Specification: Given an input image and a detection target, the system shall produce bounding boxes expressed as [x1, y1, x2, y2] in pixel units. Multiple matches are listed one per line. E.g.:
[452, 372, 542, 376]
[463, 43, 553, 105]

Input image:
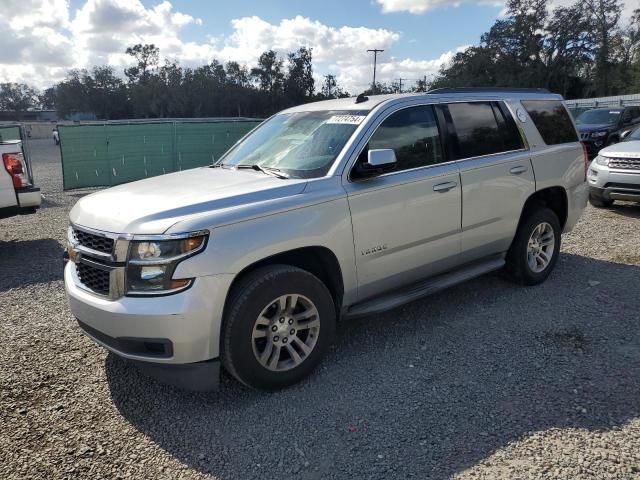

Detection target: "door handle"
[510, 165, 528, 175]
[433, 181, 458, 192]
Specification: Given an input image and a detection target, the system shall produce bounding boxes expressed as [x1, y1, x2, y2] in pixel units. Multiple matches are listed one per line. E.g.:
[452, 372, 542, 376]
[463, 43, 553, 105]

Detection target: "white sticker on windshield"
[326, 115, 366, 125]
[610, 111, 621, 114]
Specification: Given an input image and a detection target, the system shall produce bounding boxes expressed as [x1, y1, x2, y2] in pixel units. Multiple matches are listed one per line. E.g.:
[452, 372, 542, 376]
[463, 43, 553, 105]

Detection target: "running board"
[346, 256, 505, 319]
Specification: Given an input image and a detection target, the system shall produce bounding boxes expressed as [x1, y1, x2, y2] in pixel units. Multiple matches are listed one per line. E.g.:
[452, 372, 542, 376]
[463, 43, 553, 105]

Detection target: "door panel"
[346, 165, 462, 301]
[459, 152, 535, 262]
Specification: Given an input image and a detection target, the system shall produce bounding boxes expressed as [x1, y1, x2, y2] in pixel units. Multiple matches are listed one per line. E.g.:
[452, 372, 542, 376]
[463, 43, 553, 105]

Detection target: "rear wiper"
[236, 164, 290, 179]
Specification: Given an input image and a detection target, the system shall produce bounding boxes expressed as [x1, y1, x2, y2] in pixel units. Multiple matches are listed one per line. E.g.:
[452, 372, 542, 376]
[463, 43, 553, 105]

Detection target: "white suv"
[65, 89, 588, 391]
[588, 140, 640, 207]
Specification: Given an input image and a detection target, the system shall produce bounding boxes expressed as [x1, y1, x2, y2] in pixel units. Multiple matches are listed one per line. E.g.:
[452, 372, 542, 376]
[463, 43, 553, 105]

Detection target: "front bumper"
[65, 262, 233, 386]
[587, 164, 640, 202]
[589, 184, 640, 203]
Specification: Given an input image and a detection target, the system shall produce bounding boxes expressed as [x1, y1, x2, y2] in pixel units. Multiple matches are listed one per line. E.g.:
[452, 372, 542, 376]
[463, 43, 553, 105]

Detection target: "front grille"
[72, 228, 114, 255]
[604, 182, 640, 190]
[76, 262, 110, 295]
[609, 158, 640, 170]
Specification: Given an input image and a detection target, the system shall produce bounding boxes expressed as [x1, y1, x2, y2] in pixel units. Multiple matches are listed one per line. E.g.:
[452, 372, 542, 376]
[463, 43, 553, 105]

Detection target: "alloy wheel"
[251, 294, 320, 372]
[527, 222, 555, 273]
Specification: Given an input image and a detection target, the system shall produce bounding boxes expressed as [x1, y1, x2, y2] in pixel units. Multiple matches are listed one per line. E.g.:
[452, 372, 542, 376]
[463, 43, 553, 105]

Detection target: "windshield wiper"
[236, 164, 290, 179]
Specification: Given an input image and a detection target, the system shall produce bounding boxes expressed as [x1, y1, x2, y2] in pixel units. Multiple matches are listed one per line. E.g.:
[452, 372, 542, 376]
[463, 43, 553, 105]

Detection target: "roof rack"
[426, 87, 551, 94]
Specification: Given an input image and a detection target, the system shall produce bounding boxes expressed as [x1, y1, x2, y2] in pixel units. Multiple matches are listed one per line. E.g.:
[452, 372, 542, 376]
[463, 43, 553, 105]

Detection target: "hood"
[599, 140, 640, 159]
[70, 167, 307, 234]
[577, 123, 614, 133]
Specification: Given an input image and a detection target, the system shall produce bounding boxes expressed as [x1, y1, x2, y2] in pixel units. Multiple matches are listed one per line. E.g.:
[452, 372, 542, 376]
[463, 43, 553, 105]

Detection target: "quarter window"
[521, 100, 578, 145]
[446, 102, 524, 159]
[353, 105, 443, 177]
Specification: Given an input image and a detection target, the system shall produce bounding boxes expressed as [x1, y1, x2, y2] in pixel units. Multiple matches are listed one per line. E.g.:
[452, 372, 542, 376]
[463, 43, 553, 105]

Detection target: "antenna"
[367, 49, 384, 93]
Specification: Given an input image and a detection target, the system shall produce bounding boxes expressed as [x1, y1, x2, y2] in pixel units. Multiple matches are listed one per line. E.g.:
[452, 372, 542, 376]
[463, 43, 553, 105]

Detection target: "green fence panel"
[175, 121, 259, 171]
[59, 124, 108, 189]
[59, 119, 261, 190]
[106, 123, 174, 185]
[0, 126, 21, 142]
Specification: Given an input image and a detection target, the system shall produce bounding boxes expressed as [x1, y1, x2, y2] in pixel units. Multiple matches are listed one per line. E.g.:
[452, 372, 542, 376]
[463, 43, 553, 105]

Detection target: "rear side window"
[521, 100, 578, 145]
[445, 102, 524, 159]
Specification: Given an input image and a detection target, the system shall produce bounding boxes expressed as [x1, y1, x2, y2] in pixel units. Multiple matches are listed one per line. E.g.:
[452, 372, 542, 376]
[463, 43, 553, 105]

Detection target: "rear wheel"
[221, 265, 336, 390]
[505, 208, 561, 285]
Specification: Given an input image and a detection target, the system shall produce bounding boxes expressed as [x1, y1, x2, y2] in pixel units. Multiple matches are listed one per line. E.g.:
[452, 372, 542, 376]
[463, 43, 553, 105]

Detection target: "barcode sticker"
[326, 115, 367, 125]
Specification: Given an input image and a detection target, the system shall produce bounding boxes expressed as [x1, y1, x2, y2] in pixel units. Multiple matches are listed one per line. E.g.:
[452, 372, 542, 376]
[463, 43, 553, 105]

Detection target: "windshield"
[217, 110, 368, 178]
[576, 109, 622, 126]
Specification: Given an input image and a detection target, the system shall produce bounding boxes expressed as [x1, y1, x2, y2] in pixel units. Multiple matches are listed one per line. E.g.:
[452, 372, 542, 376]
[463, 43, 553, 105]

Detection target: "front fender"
[172, 197, 357, 306]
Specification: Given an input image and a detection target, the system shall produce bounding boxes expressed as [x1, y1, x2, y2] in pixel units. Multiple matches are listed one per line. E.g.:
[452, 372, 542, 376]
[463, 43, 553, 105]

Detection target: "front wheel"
[221, 265, 336, 390]
[505, 208, 561, 285]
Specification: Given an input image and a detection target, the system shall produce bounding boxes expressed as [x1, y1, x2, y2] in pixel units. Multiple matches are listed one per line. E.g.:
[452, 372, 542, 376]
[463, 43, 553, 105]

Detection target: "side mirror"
[621, 129, 631, 139]
[368, 148, 396, 168]
[355, 149, 397, 178]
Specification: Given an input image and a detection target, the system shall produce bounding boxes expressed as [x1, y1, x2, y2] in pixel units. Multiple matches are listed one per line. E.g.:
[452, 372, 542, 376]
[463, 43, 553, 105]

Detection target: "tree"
[285, 47, 315, 104]
[86, 66, 129, 119]
[321, 74, 337, 98]
[0, 83, 38, 114]
[251, 50, 284, 94]
[124, 44, 160, 83]
[39, 87, 57, 110]
[226, 61, 249, 87]
[432, 0, 638, 99]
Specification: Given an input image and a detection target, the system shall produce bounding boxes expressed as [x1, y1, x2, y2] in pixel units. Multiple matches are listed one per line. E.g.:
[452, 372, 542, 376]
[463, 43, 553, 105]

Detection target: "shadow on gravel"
[607, 202, 640, 219]
[0, 239, 62, 292]
[106, 253, 640, 480]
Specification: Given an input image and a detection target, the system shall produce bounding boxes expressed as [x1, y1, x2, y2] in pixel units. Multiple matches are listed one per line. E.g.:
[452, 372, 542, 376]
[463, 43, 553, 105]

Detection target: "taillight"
[581, 143, 589, 181]
[2, 152, 30, 188]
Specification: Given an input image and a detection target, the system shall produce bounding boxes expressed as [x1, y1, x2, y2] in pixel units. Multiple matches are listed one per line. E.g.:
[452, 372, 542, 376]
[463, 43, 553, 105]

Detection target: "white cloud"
[377, 0, 503, 14]
[209, 15, 411, 92]
[0, 1, 461, 94]
[378, 0, 636, 21]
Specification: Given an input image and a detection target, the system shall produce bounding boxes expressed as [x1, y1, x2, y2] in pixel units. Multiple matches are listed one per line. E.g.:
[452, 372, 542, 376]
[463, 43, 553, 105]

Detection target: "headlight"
[126, 232, 208, 295]
[595, 155, 610, 166]
[591, 131, 607, 138]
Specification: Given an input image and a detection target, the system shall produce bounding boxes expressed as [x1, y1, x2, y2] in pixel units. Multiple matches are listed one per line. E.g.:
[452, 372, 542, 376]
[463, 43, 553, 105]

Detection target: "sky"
[1, 0, 637, 94]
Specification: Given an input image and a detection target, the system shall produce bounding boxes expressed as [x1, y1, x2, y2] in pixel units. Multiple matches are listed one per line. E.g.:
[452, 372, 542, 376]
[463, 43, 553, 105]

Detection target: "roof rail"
[426, 87, 551, 95]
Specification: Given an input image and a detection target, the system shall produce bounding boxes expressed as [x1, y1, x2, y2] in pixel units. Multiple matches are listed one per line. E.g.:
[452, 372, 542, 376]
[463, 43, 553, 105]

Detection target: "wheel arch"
[519, 186, 568, 231]
[223, 246, 345, 323]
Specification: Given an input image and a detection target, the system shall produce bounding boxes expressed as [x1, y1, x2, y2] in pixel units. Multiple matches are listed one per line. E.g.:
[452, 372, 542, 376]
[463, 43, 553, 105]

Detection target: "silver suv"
[64, 89, 588, 390]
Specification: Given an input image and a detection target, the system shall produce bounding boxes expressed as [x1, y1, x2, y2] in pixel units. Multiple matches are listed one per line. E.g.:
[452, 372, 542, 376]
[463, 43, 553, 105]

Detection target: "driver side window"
[353, 105, 443, 177]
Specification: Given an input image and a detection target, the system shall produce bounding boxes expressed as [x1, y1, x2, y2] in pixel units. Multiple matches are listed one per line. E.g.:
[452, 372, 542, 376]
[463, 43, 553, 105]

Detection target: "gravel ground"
[1, 139, 639, 480]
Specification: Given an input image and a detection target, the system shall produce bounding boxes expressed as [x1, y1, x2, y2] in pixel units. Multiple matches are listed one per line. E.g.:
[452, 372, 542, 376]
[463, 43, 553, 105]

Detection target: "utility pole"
[396, 78, 408, 93]
[367, 49, 384, 93]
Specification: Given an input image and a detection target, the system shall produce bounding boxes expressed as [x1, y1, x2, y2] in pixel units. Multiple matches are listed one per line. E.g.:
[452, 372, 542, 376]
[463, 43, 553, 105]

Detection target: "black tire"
[221, 265, 336, 390]
[505, 207, 561, 286]
[589, 193, 614, 208]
